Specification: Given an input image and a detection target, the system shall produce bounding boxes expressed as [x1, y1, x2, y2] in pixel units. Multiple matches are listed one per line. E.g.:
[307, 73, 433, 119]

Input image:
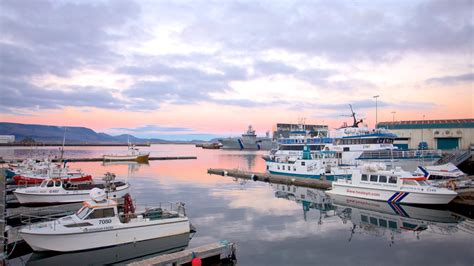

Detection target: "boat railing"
[357, 150, 443, 160]
[20, 210, 77, 230]
[135, 201, 187, 216]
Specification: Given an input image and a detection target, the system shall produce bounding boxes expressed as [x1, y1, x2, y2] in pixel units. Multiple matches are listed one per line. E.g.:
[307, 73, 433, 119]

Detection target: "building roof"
[377, 119, 474, 129]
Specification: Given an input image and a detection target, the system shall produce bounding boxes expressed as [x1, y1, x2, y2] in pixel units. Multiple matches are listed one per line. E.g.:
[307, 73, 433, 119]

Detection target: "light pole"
[373, 95, 380, 127]
[421, 114, 425, 150]
[391, 111, 396, 122]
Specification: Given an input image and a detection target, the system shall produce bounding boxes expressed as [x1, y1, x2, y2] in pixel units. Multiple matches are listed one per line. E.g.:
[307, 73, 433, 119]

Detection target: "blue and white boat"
[267, 106, 442, 170]
[264, 145, 353, 180]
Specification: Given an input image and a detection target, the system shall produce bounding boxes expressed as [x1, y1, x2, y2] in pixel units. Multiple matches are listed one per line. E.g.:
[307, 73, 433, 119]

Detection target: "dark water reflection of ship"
[331, 194, 464, 245]
[25, 233, 191, 266]
[219, 153, 258, 171]
[272, 184, 336, 223]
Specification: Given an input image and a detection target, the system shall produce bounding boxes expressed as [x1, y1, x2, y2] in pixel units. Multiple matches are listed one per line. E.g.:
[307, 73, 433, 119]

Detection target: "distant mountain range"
[0, 122, 203, 144]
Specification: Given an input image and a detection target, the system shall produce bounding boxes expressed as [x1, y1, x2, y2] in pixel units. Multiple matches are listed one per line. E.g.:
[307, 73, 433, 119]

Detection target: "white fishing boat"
[8, 158, 92, 185]
[416, 163, 472, 188]
[20, 190, 191, 252]
[13, 173, 129, 205]
[103, 144, 150, 162]
[326, 163, 457, 205]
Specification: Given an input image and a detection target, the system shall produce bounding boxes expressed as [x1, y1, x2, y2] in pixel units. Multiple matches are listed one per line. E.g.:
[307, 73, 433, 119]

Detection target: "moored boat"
[264, 147, 353, 181]
[326, 163, 457, 205]
[20, 191, 191, 252]
[13, 174, 129, 205]
[103, 145, 150, 162]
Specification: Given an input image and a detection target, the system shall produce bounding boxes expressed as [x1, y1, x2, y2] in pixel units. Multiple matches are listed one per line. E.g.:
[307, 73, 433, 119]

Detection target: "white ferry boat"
[326, 163, 457, 205]
[269, 106, 442, 168]
[13, 177, 130, 205]
[264, 147, 353, 181]
[20, 190, 191, 252]
[218, 125, 273, 150]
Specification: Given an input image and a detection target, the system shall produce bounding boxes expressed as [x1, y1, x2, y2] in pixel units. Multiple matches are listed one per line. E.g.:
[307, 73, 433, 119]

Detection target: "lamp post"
[421, 114, 425, 150]
[391, 111, 396, 122]
[373, 95, 380, 127]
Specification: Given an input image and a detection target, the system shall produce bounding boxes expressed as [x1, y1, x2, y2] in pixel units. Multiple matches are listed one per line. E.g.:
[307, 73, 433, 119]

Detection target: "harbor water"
[3, 144, 474, 265]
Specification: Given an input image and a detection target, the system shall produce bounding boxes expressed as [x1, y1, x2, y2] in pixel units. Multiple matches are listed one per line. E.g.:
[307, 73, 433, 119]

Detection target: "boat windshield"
[76, 206, 93, 220]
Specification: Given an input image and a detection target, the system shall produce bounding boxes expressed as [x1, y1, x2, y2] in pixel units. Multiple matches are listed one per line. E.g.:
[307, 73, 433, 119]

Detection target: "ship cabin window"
[370, 217, 378, 225]
[293, 167, 296, 171]
[417, 180, 429, 186]
[378, 176, 387, 183]
[388, 221, 397, 229]
[266, 165, 269, 170]
[54, 180, 61, 187]
[388, 176, 397, 184]
[86, 208, 115, 220]
[277, 165, 280, 170]
[301, 162, 306, 166]
[343, 147, 350, 152]
[46, 180, 55, 187]
[370, 175, 378, 182]
[429, 175, 447, 180]
[402, 180, 418, 186]
[361, 215, 368, 223]
[379, 219, 388, 228]
[76, 206, 92, 220]
[282, 166, 285, 170]
[361, 174, 368, 181]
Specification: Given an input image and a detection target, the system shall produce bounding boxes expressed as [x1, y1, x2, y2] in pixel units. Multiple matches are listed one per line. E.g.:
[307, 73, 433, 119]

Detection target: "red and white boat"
[12, 160, 92, 185]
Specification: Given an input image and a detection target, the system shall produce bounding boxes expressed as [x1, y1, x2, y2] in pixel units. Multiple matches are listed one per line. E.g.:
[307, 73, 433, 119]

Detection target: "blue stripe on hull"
[388, 192, 400, 202]
[268, 171, 351, 181]
[397, 192, 409, 203]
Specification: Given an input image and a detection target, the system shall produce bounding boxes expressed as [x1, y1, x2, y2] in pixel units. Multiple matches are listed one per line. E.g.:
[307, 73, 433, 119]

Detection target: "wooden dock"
[1, 169, 6, 261]
[207, 168, 332, 190]
[0, 156, 197, 164]
[127, 241, 236, 266]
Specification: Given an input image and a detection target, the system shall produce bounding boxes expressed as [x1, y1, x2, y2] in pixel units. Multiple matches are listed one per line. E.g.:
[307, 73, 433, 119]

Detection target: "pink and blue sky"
[0, 0, 472, 140]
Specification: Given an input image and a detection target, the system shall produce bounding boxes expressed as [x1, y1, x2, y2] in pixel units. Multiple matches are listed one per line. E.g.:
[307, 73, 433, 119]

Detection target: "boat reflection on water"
[272, 184, 336, 223]
[102, 161, 149, 174]
[330, 194, 461, 245]
[26, 232, 192, 266]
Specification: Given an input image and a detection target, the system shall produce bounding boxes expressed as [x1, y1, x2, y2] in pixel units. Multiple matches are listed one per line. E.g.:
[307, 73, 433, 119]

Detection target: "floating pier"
[0, 156, 197, 164]
[207, 168, 332, 190]
[127, 241, 236, 266]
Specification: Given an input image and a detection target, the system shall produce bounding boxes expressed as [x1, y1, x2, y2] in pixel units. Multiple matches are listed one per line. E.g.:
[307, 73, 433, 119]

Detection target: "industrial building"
[273, 123, 328, 140]
[377, 119, 474, 150]
[0, 135, 15, 144]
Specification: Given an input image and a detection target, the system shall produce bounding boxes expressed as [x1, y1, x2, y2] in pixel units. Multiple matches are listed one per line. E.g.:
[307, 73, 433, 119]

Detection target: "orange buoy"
[191, 252, 202, 266]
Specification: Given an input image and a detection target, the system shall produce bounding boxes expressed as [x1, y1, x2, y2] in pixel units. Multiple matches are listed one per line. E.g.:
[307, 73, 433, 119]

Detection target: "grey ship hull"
[219, 138, 273, 150]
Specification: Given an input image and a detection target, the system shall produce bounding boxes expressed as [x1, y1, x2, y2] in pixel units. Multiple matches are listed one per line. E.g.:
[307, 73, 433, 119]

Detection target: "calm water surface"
[3, 144, 474, 265]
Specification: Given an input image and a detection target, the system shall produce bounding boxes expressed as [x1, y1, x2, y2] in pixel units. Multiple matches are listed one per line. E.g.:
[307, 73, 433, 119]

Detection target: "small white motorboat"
[103, 145, 149, 162]
[13, 173, 129, 205]
[20, 190, 191, 252]
[326, 163, 457, 205]
[416, 163, 472, 189]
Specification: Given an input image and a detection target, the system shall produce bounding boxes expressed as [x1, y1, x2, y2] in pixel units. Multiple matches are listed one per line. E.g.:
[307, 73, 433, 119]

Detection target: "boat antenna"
[60, 127, 67, 163]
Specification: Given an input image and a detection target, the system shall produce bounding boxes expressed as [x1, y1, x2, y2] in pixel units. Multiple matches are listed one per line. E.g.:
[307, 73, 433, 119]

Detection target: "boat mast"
[60, 127, 66, 163]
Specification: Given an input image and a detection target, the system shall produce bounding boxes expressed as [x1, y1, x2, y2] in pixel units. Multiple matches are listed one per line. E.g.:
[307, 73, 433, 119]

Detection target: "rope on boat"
[4, 227, 21, 259]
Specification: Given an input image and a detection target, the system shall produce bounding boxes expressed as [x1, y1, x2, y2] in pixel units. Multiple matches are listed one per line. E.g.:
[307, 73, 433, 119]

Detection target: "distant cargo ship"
[219, 125, 273, 150]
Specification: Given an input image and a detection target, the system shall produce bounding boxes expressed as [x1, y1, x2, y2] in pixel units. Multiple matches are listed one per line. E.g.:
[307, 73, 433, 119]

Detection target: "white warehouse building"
[377, 119, 474, 150]
[0, 135, 15, 144]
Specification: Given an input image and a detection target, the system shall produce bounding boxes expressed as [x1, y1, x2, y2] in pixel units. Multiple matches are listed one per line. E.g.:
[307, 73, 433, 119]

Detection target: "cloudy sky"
[0, 0, 472, 140]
